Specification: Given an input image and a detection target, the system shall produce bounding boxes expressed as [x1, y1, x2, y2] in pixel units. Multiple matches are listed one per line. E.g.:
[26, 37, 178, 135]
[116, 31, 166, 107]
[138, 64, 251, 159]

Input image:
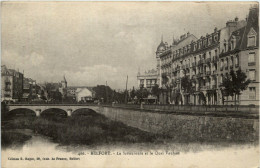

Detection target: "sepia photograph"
[1, 1, 259, 168]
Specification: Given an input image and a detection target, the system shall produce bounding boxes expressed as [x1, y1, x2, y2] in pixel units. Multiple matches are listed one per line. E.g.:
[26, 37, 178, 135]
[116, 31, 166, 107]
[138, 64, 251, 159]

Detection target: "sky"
[1, 2, 254, 90]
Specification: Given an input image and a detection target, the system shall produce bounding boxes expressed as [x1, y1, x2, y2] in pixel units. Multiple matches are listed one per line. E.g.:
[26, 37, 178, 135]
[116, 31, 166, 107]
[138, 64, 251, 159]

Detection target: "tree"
[181, 76, 195, 104]
[222, 69, 250, 105]
[93, 85, 113, 103]
[181, 76, 194, 94]
[136, 88, 149, 102]
[130, 87, 136, 100]
[151, 84, 160, 100]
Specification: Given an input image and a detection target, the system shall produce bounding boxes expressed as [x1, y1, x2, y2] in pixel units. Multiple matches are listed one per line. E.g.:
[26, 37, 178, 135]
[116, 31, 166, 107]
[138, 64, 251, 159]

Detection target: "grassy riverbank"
[2, 131, 32, 148]
[2, 111, 162, 146]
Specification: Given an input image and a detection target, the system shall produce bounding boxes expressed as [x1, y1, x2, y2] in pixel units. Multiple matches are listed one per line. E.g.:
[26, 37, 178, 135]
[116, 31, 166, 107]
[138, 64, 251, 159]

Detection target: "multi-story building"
[156, 33, 197, 104]
[22, 78, 38, 101]
[156, 6, 257, 105]
[219, 6, 259, 105]
[1, 65, 24, 102]
[137, 69, 158, 90]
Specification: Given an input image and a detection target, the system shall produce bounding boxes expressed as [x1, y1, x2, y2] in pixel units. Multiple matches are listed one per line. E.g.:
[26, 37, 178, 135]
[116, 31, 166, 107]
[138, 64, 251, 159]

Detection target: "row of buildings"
[1, 65, 95, 103]
[137, 5, 259, 105]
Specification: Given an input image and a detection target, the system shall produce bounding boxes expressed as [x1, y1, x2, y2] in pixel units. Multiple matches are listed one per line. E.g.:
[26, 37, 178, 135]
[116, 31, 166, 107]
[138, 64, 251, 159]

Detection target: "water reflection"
[2, 129, 259, 168]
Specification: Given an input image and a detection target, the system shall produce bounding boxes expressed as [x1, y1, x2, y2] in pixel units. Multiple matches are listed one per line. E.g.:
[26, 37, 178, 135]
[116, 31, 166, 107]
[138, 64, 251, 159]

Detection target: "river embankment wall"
[98, 106, 259, 141]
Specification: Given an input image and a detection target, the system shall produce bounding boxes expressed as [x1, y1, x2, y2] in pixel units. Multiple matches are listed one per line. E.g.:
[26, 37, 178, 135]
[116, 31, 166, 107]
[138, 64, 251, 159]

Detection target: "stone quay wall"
[98, 106, 259, 142]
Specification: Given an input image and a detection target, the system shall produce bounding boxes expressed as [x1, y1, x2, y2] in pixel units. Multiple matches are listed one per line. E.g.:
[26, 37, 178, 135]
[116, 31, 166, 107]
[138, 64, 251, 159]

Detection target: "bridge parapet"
[7, 104, 100, 117]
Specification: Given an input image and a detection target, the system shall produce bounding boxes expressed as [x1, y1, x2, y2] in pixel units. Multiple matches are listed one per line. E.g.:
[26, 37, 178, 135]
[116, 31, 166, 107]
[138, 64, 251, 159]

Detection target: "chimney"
[234, 17, 239, 22]
[214, 27, 218, 32]
[226, 20, 237, 28]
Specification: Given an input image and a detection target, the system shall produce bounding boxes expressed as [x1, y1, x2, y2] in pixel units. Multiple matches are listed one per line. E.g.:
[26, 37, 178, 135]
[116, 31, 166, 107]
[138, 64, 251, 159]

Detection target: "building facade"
[22, 78, 38, 101]
[67, 86, 95, 102]
[1, 65, 24, 102]
[137, 69, 158, 90]
[155, 6, 258, 105]
[219, 6, 259, 105]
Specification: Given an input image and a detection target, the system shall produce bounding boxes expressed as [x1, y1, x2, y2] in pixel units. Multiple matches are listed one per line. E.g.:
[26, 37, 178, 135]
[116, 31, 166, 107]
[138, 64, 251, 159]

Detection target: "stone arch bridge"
[7, 104, 100, 117]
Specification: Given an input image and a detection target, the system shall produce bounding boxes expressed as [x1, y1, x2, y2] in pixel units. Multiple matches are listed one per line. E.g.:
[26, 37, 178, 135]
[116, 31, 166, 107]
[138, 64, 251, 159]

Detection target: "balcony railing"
[248, 62, 256, 66]
[5, 88, 11, 91]
[198, 60, 202, 65]
[249, 95, 256, 99]
[206, 58, 211, 64]
[201, 86, 207, 90]
[212, 56, 218, 63]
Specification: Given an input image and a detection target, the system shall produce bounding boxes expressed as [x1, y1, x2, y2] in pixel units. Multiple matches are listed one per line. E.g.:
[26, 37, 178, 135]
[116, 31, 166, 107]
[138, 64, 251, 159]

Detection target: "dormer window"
[224, 40, 227, 52]
[203, 39, 207, 47]
[198, 42, 201, 49]
[247, 28, 257, 47]
[214, 35, 218, 42]
[248, 36, 256, 47]
[194, 43, 197, 51]
[208, 37, 212, 45]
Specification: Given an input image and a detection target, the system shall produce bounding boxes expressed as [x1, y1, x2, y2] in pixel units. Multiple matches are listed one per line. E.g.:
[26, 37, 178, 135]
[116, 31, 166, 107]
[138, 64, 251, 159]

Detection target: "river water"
[2, 129, 259, 168]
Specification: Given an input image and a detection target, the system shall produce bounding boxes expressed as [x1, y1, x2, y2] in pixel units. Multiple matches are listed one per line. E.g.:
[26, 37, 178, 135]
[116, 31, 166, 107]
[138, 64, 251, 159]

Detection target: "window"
[235, 55, 239, 66]
[248, 36, 256, 47]
[249, 87, 256, 99]
[208, 38, 212, 45]
[220, 59, 224, 70]
[249, 70, 256, 81]
[248, 53, 255, 65]
[247, 28, 257, 47]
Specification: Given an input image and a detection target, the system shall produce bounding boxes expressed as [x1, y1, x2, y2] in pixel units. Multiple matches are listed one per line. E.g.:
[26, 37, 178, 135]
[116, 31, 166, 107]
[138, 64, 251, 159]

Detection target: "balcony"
[248, 62, 256, 66]
[4, 94, 11, 97]
[5, 88, 11, 91]
[206, 58, 211, 64]
[192, 62, 196, 67]
[249, 95, 256, 99]
[198, 60, 205, 65]
[200, 86, 207, 90]
[212, 56, 218, 63]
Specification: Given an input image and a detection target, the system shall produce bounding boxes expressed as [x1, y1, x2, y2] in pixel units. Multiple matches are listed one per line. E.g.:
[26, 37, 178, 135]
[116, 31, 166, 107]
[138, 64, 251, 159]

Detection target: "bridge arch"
[8, 108, 37, 117]
[41, 108, 68, 118]
[72, 108, 99, 116]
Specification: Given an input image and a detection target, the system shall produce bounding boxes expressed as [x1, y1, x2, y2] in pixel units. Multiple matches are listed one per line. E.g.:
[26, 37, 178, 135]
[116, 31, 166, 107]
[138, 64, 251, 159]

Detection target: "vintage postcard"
[1, 1, 259, 168]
